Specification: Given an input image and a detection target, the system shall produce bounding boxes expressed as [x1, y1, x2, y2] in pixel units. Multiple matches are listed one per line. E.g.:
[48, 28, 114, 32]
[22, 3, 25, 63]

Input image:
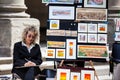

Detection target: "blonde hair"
[22, 26, 38, 44]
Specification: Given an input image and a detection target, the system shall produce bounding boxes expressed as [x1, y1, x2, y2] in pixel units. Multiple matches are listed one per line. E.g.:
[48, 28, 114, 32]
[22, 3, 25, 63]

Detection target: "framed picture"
[47, 29, 65, 36]
[114, 18, 120, 31]
[78, 23, 88, 32]
[71, 72, 81, 80]
[84, 0, 107, 8]
[49, 6, 75, 20]
[88, 23, 97, 33]
[76, 8, 107, 21]
[81, 70, 95, 80]
[50, 20, 60, 29]
[115, 32, 120, 41]
[47, 41, 65, 48]
[98, 34, 107, 44]
[46, 49, 55, 58]
[66, 39, 76, 59]
[88, 34, 97, 43]
[56, 49, 65, 59]
[78, 33, 87, 43]
[57, 68, 70, 80]
[98, 23, 107, 33]
[49, 0, 74, 4]
[77, 45, 109, 58]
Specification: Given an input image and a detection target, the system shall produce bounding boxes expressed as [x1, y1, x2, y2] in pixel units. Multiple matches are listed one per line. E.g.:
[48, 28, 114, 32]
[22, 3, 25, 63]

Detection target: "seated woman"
[12, 26, 43, 80]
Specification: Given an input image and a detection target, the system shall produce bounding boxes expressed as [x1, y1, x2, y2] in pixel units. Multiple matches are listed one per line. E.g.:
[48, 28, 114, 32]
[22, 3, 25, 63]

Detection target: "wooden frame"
[49, 6, 75, 20]
[84, 0, 107, 8]
[76, 8, 107, 21]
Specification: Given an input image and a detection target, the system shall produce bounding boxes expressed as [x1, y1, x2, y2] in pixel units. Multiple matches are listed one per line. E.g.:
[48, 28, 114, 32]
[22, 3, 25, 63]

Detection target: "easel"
[55, 60, 99, 80]
[89, 60, 99, 80]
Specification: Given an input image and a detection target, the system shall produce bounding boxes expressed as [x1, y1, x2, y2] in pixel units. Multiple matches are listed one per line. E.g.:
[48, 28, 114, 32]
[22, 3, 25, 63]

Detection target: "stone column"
[0, 0, 40, 57]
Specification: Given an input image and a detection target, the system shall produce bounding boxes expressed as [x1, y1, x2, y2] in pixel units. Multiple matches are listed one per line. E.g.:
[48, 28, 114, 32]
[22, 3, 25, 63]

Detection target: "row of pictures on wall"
[78, 23, 107, 33]
[46, 39, 109, 59]
[56, 67, 95, 80]
[43, 0, 107, 9]
[47, 32, 107, 44]
[49, 6, 107, 21]
[78, 33, 107, 44]
[48, 20, 107, 34]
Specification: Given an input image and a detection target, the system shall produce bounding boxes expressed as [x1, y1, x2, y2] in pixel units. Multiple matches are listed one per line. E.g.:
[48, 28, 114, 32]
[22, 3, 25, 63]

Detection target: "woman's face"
[25, 31, 35, 45]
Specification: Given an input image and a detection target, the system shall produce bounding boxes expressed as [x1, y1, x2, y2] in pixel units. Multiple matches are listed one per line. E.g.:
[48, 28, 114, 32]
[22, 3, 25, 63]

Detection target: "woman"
[12, 26, 42, 80]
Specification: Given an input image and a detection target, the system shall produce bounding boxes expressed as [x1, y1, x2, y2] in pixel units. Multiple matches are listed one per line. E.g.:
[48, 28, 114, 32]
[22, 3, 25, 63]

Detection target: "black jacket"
[12, 41, 43, 78]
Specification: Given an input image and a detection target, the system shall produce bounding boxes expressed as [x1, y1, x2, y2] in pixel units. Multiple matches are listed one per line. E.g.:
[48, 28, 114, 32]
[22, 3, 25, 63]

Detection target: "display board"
[43, 0, 109, 62]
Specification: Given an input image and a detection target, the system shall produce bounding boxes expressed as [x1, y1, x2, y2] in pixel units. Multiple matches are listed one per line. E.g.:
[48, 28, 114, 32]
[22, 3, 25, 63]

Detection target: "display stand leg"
[54, 60, 64, 80]
[89, 60, 99, 80]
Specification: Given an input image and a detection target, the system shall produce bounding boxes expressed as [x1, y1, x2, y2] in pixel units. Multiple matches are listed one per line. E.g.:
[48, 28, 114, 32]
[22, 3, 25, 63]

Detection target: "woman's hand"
[24, 61, 36, 67]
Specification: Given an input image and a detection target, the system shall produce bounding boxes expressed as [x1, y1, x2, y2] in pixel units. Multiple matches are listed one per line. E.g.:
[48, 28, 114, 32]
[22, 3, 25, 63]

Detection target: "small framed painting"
[57, 68, 70, 80]
[42, 0, 49, 3]
[115, 32, 120, 41]
[81, 70, 95, 80]
[98, 23, 107, 33]
[56, 49, 65, 59]
[71, 72, 81, 80]
[76, 8, 107, 21]
[88, 23, 97, 33]
[47, 41, 65, 48]
[47, 29, 65, 36]
[88, 34, 97, 43]
[49, 6, 75, 20]
[84, 0, 107, 8]
[66, 39, 76, 59]
[115, 18, 120, 31]
[46, 49, 55, 58]
[50, 20, 60, 29]
[98, 34, 107, 44]
[78, 33, 87, 43]
[78, 23, 88, 32]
